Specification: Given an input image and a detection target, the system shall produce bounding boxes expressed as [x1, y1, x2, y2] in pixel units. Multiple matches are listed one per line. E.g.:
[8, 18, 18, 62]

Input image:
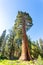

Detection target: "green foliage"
[28, 40, 41, 59]
[0, 30, 6, 58]
[0, 30, 6, 47]
[5, 30, 16, 59]
[13, 11, 33, 38]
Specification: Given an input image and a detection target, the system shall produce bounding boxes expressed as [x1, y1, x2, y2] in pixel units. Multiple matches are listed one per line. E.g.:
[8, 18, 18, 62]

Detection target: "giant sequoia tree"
[14, 11, 33, 60]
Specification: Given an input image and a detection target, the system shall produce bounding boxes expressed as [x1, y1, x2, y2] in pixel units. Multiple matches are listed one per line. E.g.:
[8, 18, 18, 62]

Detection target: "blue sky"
[0, 0, 43, 41]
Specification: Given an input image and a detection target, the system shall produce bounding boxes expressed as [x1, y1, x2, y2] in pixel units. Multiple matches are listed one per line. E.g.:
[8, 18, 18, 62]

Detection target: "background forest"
[0, 12, 43, 60]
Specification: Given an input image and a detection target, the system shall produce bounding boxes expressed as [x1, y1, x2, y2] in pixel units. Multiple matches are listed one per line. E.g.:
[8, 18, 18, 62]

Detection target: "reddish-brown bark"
[19, 19, 32, 60]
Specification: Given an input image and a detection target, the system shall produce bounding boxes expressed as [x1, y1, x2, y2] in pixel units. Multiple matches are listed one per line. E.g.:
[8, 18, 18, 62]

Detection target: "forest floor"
[0, 59, 43, 65]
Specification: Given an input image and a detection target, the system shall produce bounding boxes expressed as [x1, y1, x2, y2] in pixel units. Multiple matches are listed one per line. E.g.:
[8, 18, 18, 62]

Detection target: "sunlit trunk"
[19, 19, 32, 60]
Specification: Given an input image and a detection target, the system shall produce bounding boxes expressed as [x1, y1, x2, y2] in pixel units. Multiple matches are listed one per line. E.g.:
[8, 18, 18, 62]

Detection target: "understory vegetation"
[0, 56, 43, 65]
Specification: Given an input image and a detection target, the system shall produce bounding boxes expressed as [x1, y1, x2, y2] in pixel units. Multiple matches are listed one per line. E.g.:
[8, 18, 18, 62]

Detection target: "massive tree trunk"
[19, 19, 32, 61]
